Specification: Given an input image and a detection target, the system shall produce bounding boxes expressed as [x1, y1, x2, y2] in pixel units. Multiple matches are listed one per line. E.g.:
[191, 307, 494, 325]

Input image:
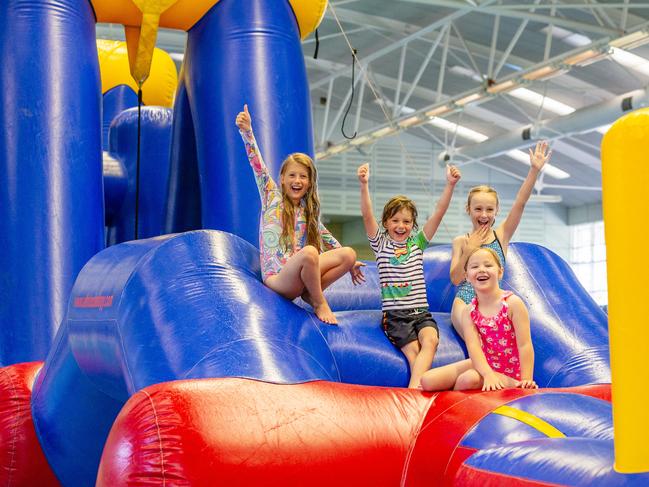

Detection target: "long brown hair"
[279, 153, 322, 253]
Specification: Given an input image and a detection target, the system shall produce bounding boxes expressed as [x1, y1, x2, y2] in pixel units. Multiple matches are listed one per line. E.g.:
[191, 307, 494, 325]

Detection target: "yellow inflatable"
[602, 107, 649, 473]
[97, 39, 177, 107]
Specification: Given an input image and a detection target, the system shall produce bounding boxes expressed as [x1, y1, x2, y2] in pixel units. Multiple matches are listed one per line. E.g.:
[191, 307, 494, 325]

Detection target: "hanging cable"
[134, 87, 143, 240]
[341, 48, 358, 139]
[313, 28, 320, 59]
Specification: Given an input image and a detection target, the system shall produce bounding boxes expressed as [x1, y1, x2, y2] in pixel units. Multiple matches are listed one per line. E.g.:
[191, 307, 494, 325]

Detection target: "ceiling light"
[425, 104, 453, 118]
[564, 49, 608, 67]
[398, 115, 423, 128]
[528, 194, 563, 203]
[315, 151, 327, 160]
[428, 118, 488, 142]
[350, 135, 372, 146]
[509, 88, 576, 115]
[610, 47, 649, 77]
[610, 30, 649, 50]
[449, 65, 483, 82]
[506, 149, 570, 179]
[523, 65, 567, 81]
[541, 25, 591, 47]
[372, 126, 398, 138]
[455, 92, 484, 106]
[487, 79, 517, 94]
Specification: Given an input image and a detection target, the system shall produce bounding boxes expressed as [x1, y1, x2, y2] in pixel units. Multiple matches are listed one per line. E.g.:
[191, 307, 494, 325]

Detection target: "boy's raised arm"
[422, 165, 461, 241]
[357, 163, 379, 238]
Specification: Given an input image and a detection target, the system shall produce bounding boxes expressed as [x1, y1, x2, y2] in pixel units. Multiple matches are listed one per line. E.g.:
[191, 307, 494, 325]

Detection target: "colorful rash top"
[470, 291, 521, 380]
[368, 229, 430, 311]
[240, 129, 341, 281]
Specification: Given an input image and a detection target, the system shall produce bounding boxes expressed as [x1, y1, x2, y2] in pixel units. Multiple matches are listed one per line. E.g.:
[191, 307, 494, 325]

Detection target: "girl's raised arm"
[497, 141, 552, 249]
[235, 104, 277, 203]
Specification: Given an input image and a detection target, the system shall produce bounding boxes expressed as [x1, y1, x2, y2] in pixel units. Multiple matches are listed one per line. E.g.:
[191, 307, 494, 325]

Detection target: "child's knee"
[301, 245, 319, 262]
[341, 246, 356, 266]
[419, 332, 439, 351]
[455, 370, 481, 390]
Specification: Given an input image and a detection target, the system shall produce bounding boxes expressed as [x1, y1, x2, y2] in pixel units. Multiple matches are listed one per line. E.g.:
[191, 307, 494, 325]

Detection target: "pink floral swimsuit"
[240, 129, 341, 281]
[470, 291, 521, 380]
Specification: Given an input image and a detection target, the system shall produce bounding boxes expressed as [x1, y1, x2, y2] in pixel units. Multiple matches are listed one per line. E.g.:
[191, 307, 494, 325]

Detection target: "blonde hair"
[381, 196, 418, 229]
[466, 185, 499, 210]
[279, 153, 322, 253]
[464, 247, 503, 271]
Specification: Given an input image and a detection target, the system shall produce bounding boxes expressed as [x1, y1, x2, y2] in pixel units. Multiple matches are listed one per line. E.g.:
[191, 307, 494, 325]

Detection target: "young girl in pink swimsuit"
[420, 247, 537, 392]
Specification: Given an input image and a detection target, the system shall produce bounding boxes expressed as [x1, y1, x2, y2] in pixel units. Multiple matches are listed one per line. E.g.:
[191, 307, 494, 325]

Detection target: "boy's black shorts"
[382, 308, 439, 349]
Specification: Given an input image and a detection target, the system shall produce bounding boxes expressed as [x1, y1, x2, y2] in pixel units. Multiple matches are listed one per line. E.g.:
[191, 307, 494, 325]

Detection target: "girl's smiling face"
[384, 208, 414, 242]
[467, 192, 498, 230]
[466, 248, 503, 290]
[280, 161, 311, 204]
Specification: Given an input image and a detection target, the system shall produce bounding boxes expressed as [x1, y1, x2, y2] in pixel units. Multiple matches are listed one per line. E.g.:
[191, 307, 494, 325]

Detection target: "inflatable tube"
[106, 106, 174, 244]
[0, 0, 103, 365]
[97, 379, 643, 486]
[0, 362, 59, 486]
[185, 0, 314, 246]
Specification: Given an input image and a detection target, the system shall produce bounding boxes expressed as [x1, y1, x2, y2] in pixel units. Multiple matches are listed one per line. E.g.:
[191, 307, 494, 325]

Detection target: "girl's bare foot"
[314, 301, 338, 325]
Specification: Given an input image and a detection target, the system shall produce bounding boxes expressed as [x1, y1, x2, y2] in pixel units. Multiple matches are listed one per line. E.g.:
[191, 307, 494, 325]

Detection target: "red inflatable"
[0, 362, 59, 486]
[97, 377, 612, 486]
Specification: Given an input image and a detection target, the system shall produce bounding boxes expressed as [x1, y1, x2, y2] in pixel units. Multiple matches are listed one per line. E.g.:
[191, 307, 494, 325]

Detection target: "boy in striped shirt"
[357, 163, 461, 388]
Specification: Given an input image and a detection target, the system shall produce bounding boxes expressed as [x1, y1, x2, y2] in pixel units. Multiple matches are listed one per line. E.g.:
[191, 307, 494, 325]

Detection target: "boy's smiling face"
[384, 208, 414, 242]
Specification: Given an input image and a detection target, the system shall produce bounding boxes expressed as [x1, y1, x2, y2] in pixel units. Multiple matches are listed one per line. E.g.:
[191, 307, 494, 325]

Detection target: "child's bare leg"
[400, 340, 420, 389]
[451, 297, 467, 340]
[407, 328, 439, 389]
[301, 247, 355, 304]
[420, 359, 473, 391]
[454, 368, 482, 390]
[265, 246, 337, 324]
[319, 247, 357, 290]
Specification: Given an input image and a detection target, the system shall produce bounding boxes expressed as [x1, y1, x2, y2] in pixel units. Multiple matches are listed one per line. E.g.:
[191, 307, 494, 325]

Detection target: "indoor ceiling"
[98, 1, 649, 207]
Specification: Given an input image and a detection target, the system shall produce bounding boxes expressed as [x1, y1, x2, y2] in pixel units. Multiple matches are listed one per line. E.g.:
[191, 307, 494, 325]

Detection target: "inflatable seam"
[141, 389, 167, 485]
[0, 367, 19, 487]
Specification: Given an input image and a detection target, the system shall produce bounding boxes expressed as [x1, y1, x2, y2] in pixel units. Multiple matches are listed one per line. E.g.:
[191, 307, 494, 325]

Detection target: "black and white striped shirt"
[368, 229, 430, 311]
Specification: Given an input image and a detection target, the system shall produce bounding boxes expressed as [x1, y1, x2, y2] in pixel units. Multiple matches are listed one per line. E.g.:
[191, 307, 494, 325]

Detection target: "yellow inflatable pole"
[124, 0, 178, 86]
[601, 107, 649, 473]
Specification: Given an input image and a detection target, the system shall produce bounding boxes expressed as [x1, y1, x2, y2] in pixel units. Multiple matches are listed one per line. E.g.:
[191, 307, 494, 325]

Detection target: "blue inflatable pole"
[0, 0, 103, 365]
[184, 0, 315, 247]
[106, 106, 173, 245]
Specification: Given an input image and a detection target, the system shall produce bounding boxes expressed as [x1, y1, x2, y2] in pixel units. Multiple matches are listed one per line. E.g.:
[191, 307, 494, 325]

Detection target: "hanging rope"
[134, 87, 143, 240]
[313, 28, 320, 59]
[341, 48, 358, 139]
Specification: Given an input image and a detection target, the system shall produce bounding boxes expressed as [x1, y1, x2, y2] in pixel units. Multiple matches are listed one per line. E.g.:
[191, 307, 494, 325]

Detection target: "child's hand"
[236, 104, 252, 132]
[357, 163, 370, 184]
[482, 372, 504, 392]
[350, 261, 366, 285]
[517, 379, 538, 389]
[446, 164, 461, 185]
[466, 225, 490, 250]
[529, 140, 552, 172]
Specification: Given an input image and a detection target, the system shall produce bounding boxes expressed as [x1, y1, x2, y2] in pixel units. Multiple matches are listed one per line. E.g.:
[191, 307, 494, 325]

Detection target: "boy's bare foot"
[314, 301, 338, 325]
